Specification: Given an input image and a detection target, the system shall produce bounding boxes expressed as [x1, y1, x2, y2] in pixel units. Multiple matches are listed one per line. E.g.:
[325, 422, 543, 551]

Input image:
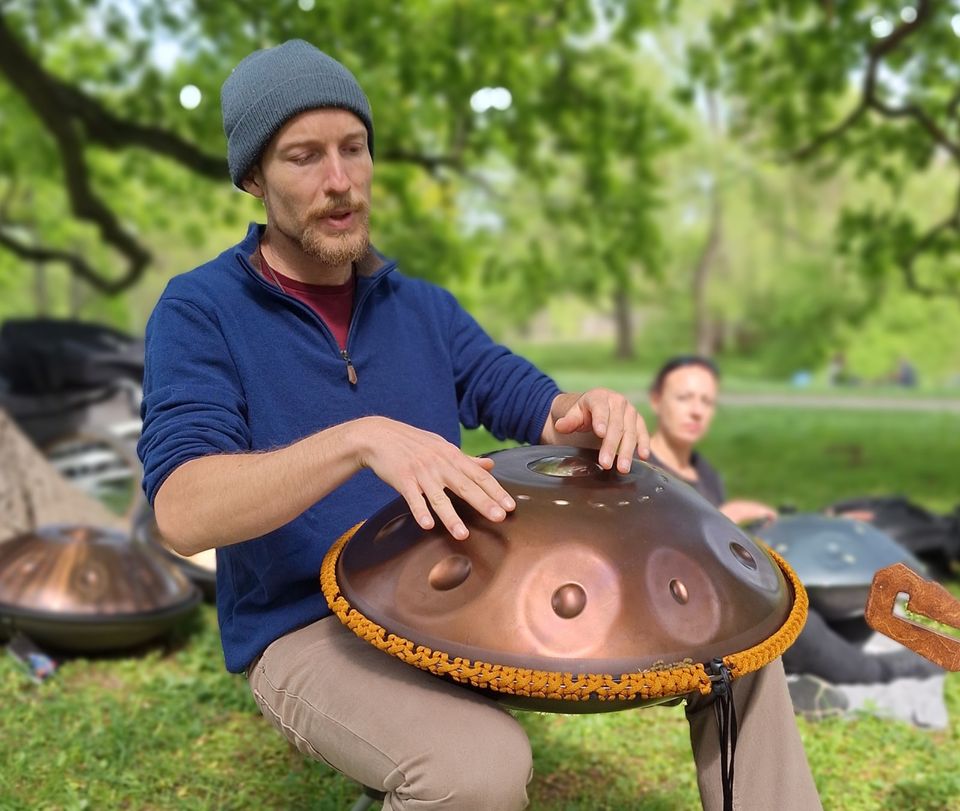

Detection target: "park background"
[1, 1, 959, 809]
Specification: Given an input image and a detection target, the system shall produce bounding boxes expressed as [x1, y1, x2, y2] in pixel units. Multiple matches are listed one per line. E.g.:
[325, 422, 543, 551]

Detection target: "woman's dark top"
[646, 450, 726, 507]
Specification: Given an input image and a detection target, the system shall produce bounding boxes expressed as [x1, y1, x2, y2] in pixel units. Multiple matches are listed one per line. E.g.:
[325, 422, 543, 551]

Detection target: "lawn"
[2, 400, 959, 810]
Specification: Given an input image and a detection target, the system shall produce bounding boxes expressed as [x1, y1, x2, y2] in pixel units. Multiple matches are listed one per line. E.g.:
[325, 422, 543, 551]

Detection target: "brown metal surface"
[337, 446, 792, 676]
[135, 509, 217, 599]
[865, 562, 960, 671]
[0, 525, 197, 617]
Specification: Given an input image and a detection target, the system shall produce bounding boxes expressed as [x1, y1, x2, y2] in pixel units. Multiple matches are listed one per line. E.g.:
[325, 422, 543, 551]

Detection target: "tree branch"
[0, 224, 134, 294]
[379, 148, 502, 197]
[947, 86, 960, 120]
[0, 15, 162, 291]
[0, 11, 507, 291]
[0, 15, 226, 178]
[792, 0, 935, 161]
[378, 149, 465, 174]
[786, 0, 960, 295]
[900, 186, 960, 298]
[791, 103, 867, 161]
[868, 97, 960, 161]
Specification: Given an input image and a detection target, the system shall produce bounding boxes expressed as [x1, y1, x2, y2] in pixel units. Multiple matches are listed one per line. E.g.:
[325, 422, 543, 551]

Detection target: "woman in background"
[647, 355, 776, 525]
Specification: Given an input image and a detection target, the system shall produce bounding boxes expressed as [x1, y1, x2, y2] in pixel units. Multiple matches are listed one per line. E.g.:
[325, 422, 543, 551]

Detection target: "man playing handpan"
[138, 39, 821, 810]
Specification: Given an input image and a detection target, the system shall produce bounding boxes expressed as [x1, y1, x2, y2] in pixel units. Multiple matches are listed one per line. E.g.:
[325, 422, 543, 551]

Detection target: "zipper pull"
[341, 349, 358, 385]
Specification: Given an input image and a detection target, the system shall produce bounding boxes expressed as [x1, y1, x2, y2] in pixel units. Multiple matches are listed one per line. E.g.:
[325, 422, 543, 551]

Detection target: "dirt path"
[717, 392, 960, 413]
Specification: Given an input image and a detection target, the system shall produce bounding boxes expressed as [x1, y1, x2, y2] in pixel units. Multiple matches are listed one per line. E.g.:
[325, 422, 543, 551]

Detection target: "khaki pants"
[249, 616, 821, 810]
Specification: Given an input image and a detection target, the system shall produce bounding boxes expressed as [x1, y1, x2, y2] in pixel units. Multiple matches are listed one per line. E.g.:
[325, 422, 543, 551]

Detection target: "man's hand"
[354, 417, 516, 540]
[541, 389, 650, 473]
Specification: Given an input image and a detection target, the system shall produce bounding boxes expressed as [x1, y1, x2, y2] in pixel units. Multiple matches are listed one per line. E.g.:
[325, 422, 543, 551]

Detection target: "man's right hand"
[352, 416, 516, 540]
[154, 414, 516, 556]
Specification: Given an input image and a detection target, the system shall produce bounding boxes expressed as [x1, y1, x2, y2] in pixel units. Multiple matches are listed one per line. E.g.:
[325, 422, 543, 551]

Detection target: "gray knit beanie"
[221, 39, 374, 189]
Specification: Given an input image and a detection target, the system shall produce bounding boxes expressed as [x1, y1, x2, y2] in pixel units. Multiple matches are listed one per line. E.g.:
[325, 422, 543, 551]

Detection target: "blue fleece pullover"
[138, 223, 561, 673]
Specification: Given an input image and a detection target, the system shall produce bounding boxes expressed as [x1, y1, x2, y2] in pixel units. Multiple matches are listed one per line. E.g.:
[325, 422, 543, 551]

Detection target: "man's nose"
[322, 154, 351, 195]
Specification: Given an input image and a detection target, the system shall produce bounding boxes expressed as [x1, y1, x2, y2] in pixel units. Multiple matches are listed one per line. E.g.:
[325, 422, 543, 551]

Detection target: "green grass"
[3, 599, 958, 811]
[511, 341, 960, 399]
[698, 407, 960, 514]
[3, 398, 960, 810]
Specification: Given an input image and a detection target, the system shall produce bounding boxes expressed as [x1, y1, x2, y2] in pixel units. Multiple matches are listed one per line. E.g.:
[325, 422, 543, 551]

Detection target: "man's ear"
[242, 165, 265, 198]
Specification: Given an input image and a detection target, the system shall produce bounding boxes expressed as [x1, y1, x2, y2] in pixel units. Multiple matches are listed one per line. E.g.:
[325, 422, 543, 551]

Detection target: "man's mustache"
[309, 195, 369, 219]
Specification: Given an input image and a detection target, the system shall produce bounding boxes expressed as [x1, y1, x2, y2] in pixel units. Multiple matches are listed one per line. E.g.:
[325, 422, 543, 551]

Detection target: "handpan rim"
[320, 522, 808, 705]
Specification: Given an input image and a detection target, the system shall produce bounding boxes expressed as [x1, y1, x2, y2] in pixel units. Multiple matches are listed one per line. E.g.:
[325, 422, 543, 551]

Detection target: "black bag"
[828, 495, 960, 571]
[0, 318, 143, 395]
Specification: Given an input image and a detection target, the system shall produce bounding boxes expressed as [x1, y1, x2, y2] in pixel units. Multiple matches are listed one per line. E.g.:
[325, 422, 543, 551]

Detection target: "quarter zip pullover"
[138, 223, 561, 672]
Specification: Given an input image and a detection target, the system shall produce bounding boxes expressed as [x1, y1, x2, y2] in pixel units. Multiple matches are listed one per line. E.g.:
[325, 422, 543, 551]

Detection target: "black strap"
[708, 658, 739, 811]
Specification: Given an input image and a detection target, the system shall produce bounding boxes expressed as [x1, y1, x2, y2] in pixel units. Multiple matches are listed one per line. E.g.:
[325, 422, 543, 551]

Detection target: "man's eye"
[291, 153, 315, 165]
[344, 144, 365, 155]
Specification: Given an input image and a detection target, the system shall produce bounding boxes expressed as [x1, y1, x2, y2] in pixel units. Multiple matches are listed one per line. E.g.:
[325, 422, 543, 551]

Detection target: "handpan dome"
[322, 447, 806, 712]
[0, 525, 201, 651]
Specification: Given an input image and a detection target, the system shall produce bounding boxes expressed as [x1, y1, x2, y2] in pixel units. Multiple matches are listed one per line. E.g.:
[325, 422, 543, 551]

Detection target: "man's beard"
[299, 195, 370, 268]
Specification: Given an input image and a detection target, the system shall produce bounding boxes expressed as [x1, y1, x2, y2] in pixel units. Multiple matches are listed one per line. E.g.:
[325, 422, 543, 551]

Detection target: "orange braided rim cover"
[320, 522, 808, 702]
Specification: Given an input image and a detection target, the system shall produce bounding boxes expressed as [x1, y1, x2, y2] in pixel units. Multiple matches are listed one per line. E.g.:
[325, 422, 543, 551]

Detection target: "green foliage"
[0, 0, 684, 343]
[842, 284, 960, 384]
[3, 0, 960, 377]
[691, 0, 960, 297]
[729, 256, 873, 376]
[485, 44, 683, 317]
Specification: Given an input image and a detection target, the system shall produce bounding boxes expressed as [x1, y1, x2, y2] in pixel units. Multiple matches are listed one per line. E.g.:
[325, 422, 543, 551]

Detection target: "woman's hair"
[650, 355, 721, 394]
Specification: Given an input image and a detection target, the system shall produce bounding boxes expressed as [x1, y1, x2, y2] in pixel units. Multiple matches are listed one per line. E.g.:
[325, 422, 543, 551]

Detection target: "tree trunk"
[692, 184, 723, 356]
[692, 91, 725, 357]
[612, 279, 633, 360]
[33, 259, 48, 316]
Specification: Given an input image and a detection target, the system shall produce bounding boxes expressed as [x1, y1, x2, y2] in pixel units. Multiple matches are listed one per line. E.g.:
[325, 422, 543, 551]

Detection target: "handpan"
[754, 513, 923, 621]
[322, 447, 807, 712]
[0, 525, 201, 652]
[135, 507, 217, 600]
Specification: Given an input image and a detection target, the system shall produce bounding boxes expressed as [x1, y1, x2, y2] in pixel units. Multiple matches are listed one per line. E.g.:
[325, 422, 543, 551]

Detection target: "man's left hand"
[541, 389, 650, 473]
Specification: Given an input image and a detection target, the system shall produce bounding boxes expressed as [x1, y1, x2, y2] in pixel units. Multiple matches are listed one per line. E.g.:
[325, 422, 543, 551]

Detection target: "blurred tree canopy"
[2, 0, 960, 380]
[689, 0, 960, 299]
[0, 0, 676, 353]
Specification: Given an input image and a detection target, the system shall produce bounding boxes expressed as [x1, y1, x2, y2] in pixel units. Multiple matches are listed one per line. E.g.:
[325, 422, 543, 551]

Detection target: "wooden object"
[865, 562, 960, 671]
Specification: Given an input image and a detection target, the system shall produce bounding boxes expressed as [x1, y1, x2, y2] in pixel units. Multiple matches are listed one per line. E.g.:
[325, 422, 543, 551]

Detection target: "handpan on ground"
[322, 446, 806, 712]
[135, 507, 217, 600]
[0, 525, 201, 651]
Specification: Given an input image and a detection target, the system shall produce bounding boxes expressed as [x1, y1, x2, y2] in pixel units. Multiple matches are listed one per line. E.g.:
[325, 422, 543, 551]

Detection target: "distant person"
[893, 356, 918, 388]
[827, 351, 846, 386]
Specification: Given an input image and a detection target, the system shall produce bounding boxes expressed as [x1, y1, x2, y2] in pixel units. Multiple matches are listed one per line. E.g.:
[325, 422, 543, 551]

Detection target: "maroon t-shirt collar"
[258, 244, 356, 350]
